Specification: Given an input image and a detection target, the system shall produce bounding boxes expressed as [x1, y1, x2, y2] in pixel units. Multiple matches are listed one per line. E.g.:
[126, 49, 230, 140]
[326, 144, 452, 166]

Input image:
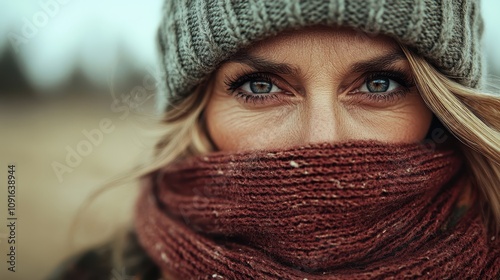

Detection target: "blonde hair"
[401, 46, 500, 234]
[68, 80, 217, 271]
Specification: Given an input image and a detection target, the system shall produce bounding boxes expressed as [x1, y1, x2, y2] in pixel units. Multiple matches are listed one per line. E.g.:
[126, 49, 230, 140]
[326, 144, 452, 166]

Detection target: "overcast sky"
[0, 0, 499, 92]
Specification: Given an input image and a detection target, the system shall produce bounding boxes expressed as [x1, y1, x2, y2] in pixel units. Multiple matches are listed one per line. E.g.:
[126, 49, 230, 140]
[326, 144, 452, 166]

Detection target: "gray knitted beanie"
[157, 0, 483, 109]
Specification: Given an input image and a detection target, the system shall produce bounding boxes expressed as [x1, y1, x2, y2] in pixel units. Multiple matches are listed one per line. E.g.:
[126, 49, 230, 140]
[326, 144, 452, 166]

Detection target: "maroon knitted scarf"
[135, 141, 500, 279]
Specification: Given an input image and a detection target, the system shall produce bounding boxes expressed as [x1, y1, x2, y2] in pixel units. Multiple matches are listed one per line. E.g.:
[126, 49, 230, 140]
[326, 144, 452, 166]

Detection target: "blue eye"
[241, 80, 282, 94]
[359, 77, 401, 93]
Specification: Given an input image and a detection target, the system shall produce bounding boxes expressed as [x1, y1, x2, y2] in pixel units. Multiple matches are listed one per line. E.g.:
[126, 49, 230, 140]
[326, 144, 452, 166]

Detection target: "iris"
[366, 78, 390, 92]
[249, 81, 273, 94]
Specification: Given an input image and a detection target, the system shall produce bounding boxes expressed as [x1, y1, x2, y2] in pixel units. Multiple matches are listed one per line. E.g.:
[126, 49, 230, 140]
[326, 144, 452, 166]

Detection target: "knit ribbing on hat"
[156, 0, 483, 110]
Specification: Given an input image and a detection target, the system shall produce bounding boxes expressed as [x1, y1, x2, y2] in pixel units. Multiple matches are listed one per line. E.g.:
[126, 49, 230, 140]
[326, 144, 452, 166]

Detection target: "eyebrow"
[226, 52, 301, 75]
[226, 51, 406, 76]
[349, 51, 406, 73]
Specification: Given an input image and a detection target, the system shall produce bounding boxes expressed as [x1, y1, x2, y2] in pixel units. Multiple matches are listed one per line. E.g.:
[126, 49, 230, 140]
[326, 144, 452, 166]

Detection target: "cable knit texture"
[135, 141, 500, 279]
[157, 0, 484, 109]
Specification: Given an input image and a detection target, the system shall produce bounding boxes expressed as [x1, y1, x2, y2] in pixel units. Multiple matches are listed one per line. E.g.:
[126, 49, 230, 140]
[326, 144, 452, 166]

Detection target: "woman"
[50, 0, 500, 279]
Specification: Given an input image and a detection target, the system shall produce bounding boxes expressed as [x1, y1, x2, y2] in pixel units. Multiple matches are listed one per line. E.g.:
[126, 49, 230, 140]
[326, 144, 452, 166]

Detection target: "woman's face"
[205, 27, 433, 151]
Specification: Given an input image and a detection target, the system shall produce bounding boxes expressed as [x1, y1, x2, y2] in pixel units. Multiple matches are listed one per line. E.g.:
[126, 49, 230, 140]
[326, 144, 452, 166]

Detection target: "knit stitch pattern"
[135, 141, 500, 279]
[157, 0, 483, 109]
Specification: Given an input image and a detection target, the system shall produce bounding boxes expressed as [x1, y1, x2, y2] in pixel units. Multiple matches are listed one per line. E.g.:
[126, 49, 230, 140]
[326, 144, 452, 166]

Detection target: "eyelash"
[223, 70, 414, 105]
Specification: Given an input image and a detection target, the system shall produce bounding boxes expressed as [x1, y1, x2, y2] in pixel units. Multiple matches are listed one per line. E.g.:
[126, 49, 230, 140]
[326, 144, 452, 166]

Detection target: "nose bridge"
[301, 91, 340, 144]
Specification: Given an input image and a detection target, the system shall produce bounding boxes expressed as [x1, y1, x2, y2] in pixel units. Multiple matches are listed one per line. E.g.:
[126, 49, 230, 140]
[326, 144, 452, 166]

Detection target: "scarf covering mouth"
[135, 141, 500, 279]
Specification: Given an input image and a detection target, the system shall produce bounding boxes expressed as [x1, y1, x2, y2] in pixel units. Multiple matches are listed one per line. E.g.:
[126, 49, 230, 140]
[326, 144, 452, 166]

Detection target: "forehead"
[239, 26, 400, 64]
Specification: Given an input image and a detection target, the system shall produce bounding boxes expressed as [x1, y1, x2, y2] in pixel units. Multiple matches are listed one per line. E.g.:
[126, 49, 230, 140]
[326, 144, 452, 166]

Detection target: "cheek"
[205, 94, 300, 151]
[346, 94, 433, 142]
[394, 95, 434, 141]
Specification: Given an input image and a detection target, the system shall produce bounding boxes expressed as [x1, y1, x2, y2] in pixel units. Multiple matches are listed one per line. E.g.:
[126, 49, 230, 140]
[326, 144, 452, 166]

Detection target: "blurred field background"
[0, 1, 499, 280]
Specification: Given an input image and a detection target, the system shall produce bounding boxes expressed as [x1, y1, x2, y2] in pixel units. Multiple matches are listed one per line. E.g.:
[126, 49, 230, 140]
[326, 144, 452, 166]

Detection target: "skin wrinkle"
[352, 108, 419, 140]
[208, 91, 299, 150]
[205, 27, 433, 151]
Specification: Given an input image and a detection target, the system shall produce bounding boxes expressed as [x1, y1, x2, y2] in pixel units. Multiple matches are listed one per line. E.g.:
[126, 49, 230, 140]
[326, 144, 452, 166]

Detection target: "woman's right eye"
[223, 72, 294, 105]
[240, 80, 283, 94]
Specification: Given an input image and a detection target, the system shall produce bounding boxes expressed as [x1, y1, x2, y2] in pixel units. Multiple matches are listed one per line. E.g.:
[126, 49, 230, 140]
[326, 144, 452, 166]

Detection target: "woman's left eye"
[348, 72, 413, 103]
[241, 80, 283, 94]
[358, 77, 401, 93]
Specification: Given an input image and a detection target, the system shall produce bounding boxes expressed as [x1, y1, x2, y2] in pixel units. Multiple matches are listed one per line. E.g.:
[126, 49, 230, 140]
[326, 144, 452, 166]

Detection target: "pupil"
[250, 81, 272, 94]
[367, 78, 389, 92]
